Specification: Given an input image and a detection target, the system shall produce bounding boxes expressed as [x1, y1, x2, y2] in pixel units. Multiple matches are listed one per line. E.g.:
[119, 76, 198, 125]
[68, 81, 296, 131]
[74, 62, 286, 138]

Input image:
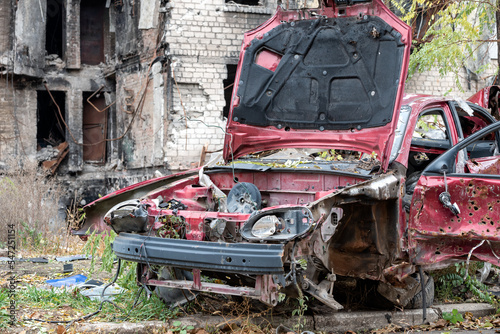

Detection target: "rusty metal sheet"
[41, 141, 69, 174]
[83, 96, 107, 163]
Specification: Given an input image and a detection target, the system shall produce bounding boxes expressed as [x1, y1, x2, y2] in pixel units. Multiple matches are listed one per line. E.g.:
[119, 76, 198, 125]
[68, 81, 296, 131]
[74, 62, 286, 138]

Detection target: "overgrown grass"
[0, 230, 181, 328]
[1, 283, 181, 327]
[0, 289, 10, 329]
[0, 158, 70, 254]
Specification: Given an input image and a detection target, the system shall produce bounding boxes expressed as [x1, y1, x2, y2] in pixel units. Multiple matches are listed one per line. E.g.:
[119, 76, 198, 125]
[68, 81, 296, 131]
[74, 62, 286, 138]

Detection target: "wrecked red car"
[76, 0, 500, 310]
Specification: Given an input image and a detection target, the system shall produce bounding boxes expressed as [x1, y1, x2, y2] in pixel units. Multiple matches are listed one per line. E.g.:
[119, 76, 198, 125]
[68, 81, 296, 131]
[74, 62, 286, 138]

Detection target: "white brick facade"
[405, 65, 497, 100]
[164, 0, 277, 170]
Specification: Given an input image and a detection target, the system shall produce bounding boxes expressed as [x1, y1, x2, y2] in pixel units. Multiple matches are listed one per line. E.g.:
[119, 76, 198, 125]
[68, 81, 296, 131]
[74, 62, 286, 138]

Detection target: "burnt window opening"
[223, 64, 237, 119]
[46, 0, 64, 57]
[225, 0, 261, 5]
[83, 93, 108, 164]
[80, 0, 105, 65]
[37, 91, 66, 149]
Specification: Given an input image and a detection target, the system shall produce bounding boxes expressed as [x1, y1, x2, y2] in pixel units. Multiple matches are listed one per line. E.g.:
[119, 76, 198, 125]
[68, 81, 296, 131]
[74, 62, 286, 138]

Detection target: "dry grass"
[0, 158, 82, 255]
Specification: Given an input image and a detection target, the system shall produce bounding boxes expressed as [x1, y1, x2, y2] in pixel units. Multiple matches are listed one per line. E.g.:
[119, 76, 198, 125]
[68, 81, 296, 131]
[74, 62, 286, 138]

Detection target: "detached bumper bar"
[113, 233, 285, 274]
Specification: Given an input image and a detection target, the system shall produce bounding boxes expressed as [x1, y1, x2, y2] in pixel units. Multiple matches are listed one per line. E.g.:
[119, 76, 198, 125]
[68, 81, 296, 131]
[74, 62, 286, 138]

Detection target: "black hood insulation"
[233, 15, 405, 131]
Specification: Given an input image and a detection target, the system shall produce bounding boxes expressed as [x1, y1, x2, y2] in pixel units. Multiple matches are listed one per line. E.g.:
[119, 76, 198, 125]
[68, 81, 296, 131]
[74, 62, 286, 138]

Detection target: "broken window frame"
[80, 0, 108, 65]
[45, 0, 65, 59]
[411, 108, 453, 153]
[36, 90, 66, 149]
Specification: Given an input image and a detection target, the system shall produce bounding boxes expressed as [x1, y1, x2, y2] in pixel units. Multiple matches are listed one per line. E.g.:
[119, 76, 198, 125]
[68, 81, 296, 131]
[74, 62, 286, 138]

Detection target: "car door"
[408, 121, 500, 268]
[449, 101, 497, 158]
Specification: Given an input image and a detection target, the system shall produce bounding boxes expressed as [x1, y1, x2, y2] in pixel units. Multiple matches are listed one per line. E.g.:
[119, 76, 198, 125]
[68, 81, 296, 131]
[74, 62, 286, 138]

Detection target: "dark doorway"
[83, 93, 107, 163]
[46, 0, 64, 57]
[223, 64, 237, 119]
[37, 91, 66, 148]
[80, 0, 105, 65]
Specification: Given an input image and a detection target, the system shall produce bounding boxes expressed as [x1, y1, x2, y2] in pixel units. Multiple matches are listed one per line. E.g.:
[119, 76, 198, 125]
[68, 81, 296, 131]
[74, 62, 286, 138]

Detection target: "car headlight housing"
[241, 207, 314, 242]
[251, 215, 279, 238]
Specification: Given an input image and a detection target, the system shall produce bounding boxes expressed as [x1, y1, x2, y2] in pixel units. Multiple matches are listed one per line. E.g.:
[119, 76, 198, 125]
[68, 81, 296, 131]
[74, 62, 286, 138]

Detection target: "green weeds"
[442, 309, 464, 324]
[434, 262, 496, 305]
[171, 320, 195, 334]
[292, 294, 308, 332]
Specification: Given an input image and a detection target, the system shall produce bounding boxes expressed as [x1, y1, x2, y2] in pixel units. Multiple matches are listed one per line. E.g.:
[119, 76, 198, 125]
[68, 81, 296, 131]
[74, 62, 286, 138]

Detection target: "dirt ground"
[2, 255, 500, 334]
[1, 258, 113, 284]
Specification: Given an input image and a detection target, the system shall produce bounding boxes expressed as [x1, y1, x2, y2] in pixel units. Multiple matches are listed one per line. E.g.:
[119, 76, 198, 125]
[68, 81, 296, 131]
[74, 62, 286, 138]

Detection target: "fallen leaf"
[56, 325, 66, 334]
[194, 330, 208, 334]
[430, 318, 448, 328]
[29, 311, 40, 319]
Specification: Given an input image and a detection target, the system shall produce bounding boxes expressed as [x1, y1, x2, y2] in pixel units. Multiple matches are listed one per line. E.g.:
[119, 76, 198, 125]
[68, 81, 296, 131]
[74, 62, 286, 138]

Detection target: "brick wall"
[0, 79, 16, 160]
[115, 57, 169, 170]
[0, 0, 12, 55]
[67, 89, 83, 172]
[164, 0, 277, 170]
[405, 65, 498, 100]
[0, 80, 36, 162]
[66, 0, 80, 69]
[14, 88, 36, 158]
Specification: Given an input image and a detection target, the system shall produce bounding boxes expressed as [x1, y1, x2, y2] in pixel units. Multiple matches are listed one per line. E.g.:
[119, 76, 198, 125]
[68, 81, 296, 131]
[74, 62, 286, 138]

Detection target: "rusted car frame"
[76, 0, 500, 311]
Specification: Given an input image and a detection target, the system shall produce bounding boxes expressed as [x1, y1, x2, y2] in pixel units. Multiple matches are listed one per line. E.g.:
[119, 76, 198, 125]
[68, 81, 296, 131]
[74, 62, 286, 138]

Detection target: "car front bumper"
[113, 233, 285, 275]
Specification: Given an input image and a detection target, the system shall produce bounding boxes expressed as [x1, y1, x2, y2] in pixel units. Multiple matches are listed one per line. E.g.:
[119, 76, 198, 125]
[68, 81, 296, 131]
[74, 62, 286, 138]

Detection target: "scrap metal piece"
[41, 142, 69, 175]
[377, 275, 420, 307]
[227, 182, 262, 214]
[113, 233, 285, 274]
[301, 278, 343, 311]
[55, 255, 91, 262]
[148, 273, 279, 306]
[199, 168, 228, 212]
[155, 267, 197, 307]
[103, 200, 148, 233]
[341, 174, 399, 200]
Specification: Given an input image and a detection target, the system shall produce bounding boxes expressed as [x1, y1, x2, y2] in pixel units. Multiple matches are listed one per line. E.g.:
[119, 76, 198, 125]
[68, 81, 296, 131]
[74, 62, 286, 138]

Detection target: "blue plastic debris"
[46, 274, 87, 288]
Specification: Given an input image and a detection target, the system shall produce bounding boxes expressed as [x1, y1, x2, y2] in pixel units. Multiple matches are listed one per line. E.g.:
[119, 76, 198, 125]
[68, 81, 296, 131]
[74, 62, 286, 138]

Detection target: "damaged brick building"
[0, 0, 277, 208]
[0, 0, 496, 216]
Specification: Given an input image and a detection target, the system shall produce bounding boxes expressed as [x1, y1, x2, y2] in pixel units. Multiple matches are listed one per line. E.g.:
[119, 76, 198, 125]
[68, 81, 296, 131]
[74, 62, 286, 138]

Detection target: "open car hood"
[224, 0, 411, 171]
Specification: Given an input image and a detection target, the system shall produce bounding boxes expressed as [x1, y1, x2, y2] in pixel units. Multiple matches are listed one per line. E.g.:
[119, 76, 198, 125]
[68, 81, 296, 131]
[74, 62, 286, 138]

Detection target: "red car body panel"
[410, 175, 500, 268]
[468, 85, 500, 109]
[223, 0, 412, 172]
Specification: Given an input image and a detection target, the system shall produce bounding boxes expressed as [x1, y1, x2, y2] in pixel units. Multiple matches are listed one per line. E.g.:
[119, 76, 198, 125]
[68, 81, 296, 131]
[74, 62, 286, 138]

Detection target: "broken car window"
[413, 112, 448, 141]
